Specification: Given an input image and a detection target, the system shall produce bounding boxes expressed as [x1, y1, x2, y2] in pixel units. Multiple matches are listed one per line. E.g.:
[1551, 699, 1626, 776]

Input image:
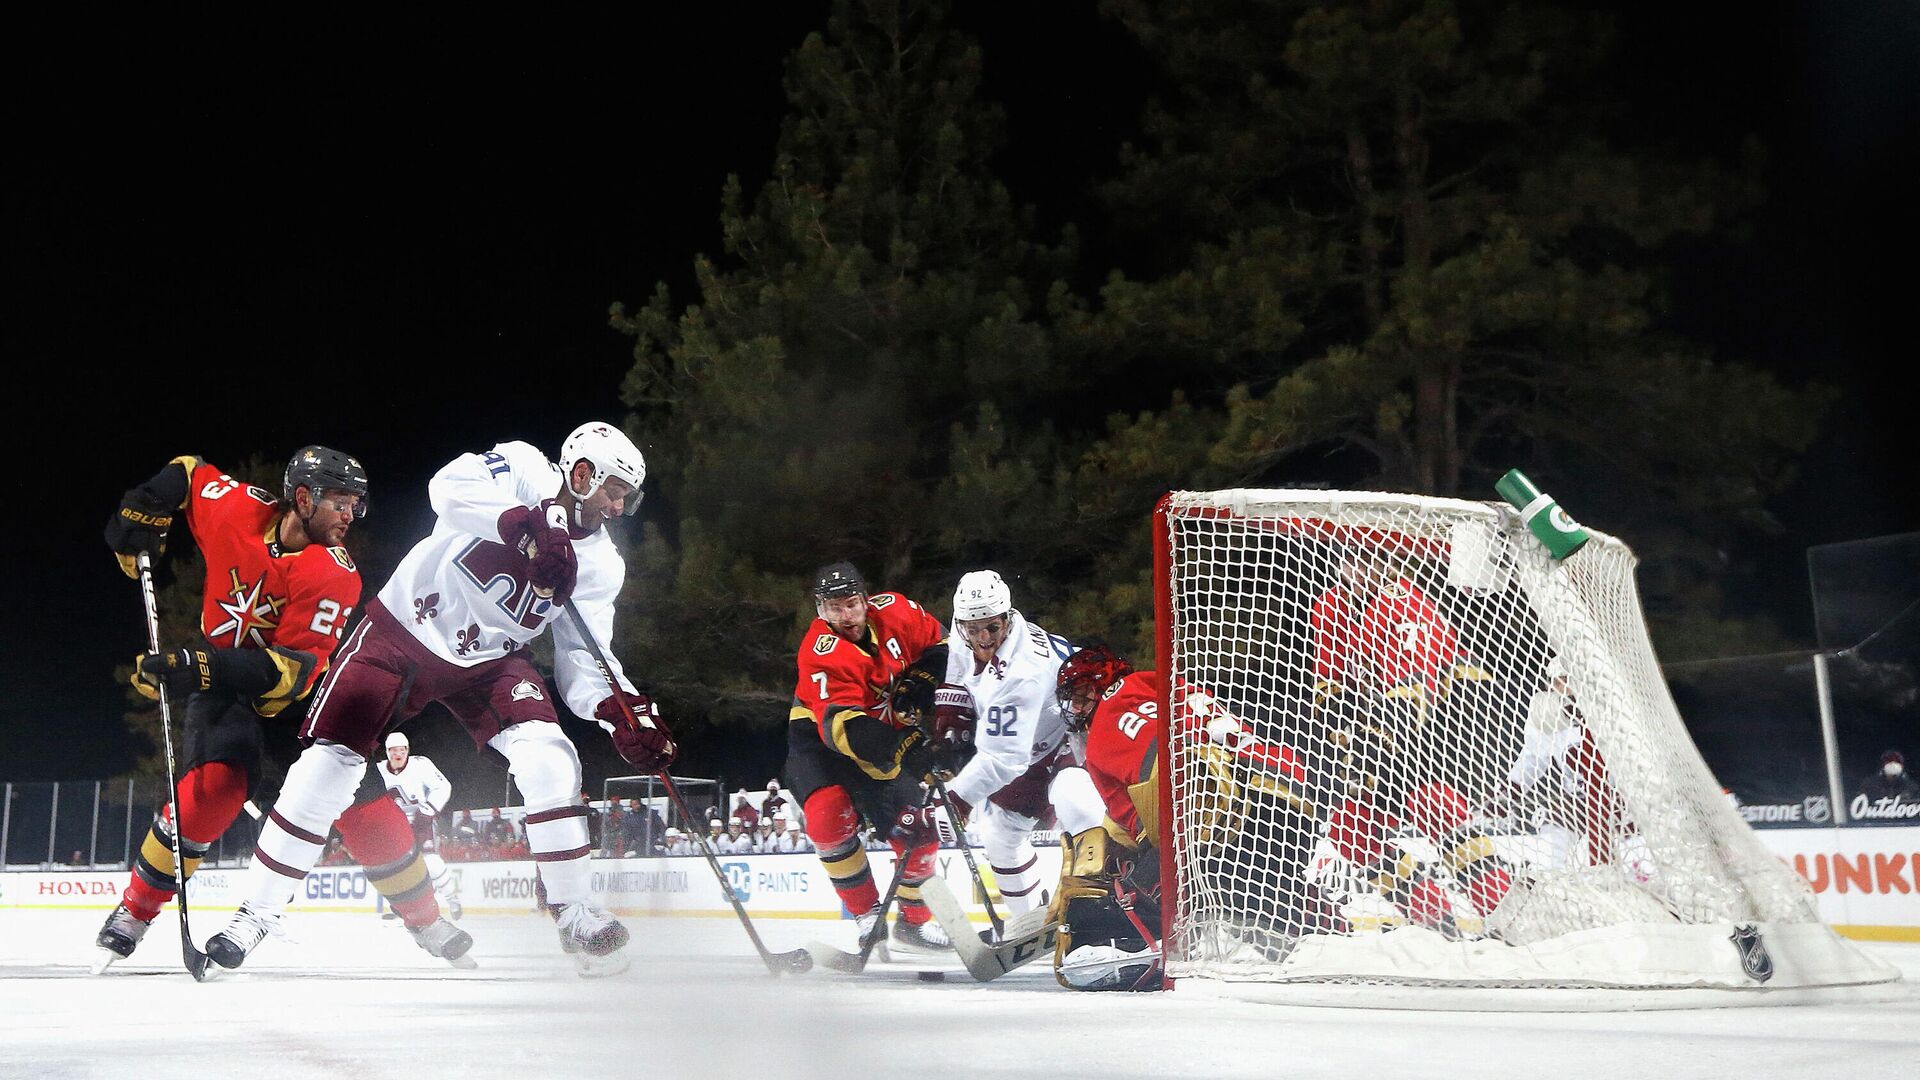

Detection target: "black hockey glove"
[901, 731, 963, 783]
[106, 489, 176, 579]
[132, 647, 213, 700]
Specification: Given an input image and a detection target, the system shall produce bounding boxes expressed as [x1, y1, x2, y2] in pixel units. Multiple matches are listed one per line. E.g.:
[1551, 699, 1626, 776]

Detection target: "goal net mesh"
[1157, 490, 1881, 991]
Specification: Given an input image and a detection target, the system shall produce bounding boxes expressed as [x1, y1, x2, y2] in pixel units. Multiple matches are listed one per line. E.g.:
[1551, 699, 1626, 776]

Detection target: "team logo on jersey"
[509, 680, 544, 702]
[1730, 924, 1773, 983]
[455, 624, 482, 657]
[327, 547, 356, 572]
[869, 593, 896, 609]
[207, 569, 286, 648]
[813, 633, 838, 656]
[414, 594, 441, 624]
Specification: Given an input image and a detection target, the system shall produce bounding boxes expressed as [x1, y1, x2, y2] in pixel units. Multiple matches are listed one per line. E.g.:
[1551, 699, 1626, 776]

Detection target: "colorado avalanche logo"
[509, 680, 544, 702]
[1729, 924, 1774, 983]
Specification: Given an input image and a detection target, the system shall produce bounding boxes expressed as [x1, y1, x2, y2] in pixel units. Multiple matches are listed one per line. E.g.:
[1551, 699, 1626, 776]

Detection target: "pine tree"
[1080, 0, 1832, 656]
[610, 0, 1075, 744]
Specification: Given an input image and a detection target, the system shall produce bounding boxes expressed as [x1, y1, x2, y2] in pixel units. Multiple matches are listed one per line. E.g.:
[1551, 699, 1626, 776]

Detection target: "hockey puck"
[916, 970, 946, 982]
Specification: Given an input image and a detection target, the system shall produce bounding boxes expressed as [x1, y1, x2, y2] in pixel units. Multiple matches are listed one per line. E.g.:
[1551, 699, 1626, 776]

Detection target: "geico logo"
[36, 880, 118, 896]
[1850, 795, 1920, 821]
[306, 871, 369, 899]
[482, 876, 536, 899]
[1788, 851, 1920, 894]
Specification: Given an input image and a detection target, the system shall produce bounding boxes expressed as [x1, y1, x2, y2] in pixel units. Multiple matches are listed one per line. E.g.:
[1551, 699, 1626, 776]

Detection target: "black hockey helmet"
[285, 445, 370, 519]
[811, 561, 867, 600]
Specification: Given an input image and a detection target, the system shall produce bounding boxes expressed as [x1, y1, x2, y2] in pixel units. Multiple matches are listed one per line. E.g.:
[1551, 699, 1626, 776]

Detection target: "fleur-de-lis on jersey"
[455, 623, 481, 657]
[414, 593, 442, 624]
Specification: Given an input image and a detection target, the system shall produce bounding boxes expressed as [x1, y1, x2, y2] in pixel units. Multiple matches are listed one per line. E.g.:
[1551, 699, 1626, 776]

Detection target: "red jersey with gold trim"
[1308, 584, 1361, 691]
[180, 460, 362, 714]
[1082, 670, 1164, 842]
[790, 592, 946, 774]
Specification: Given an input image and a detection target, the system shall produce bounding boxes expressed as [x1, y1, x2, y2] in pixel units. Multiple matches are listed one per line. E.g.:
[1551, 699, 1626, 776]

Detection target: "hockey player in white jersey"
[211, 422, 677, 976]
[938, 570, 1104, 915]
[374, 731, 461, 919]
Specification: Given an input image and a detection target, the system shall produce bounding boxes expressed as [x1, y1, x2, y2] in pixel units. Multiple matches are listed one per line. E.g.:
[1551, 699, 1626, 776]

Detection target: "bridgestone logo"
[1850, 795, 1920, 821]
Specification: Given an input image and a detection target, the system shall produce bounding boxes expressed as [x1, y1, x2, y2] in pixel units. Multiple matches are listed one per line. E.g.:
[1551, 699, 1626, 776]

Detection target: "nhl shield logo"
[1730, 924, 1774, 983]
[509, 680, 545, 703]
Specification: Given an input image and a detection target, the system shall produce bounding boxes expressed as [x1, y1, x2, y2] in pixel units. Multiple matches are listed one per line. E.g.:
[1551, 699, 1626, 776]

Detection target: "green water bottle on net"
[1495, 469, 1590, 561]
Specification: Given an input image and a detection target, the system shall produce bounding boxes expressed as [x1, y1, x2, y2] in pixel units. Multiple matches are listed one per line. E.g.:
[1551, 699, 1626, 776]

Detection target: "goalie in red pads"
[1048, 644, 1332, 991]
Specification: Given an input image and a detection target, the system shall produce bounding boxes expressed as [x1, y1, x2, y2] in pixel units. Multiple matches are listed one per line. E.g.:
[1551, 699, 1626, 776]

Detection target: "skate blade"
[90, 950, 123, 975]
[573, 952, 630, 979]
[444, 953, 479, 971]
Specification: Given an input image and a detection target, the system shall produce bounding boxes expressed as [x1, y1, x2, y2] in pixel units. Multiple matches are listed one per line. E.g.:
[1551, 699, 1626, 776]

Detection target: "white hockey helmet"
[953, 569, 1012, 622]
[559, 421, 647, 515]
[385, 731, 409, 750]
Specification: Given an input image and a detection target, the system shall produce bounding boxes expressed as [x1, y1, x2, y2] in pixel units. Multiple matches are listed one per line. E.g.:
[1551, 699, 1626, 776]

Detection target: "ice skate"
[205, 902, 285, 970]
[408, 916, 477, 970]
[856, 904, 891, 963]
[556, 902, 629, 954]
[91, 903, 152, 973]
[889, 916, 954, 953]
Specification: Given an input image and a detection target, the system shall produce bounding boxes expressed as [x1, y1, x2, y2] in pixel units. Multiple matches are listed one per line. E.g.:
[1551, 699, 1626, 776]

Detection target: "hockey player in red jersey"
[1309, 545, 1511, 936]
[211, 422, 672, 975]
[94, 447, 383, 968]
[785, 561, 957, 953]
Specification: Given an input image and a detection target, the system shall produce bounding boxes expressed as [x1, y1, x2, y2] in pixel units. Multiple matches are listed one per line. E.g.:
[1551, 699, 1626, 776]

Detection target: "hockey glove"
[106, 488, 176, 579]
[132, 647, 213, 700]
[901, 731, 963, 784]
[599, 691, 677, 772]
[889, 804, 939, 847]
[931, 684, 976, 745]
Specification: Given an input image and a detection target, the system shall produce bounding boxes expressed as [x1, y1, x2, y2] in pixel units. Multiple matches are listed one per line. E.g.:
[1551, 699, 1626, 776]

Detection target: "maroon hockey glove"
[889, 804, 938, 847]
[931, 684, 976, 745]
[496, 505, 544, 547]
[525, 526, 576, 601]
[599, 691, 677, 772]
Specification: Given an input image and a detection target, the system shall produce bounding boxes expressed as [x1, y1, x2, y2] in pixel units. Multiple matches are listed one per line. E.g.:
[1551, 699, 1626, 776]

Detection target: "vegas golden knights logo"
[1729, 924, 1774, 983]
[813, 633, 838, 656]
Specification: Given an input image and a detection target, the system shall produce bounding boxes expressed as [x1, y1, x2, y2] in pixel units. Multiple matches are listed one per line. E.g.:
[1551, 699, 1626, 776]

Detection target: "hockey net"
[1154, 490, 1895, 998]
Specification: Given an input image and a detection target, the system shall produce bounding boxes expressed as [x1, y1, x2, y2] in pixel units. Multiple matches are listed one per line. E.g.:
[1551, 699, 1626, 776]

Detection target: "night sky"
[7, 4, 1915, 782]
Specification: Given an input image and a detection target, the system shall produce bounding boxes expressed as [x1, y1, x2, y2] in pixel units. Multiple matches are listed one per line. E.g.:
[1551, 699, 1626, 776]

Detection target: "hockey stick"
[927, 777, 1004, 939]
[918, 876, 1059, 982]
[135, 552, 214, 981]
[560, 599, 811, 976]
[803, 790, 933, 975]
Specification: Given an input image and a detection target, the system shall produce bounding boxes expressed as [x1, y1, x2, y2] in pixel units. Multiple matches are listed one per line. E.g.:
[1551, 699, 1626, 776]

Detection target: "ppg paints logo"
[722, 861, 751, 902]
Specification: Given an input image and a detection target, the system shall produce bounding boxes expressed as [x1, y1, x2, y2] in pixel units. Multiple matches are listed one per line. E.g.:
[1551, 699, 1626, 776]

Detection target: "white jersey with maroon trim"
[942, 610, 1076, 809]
[376, 755, 452, 818]
[375, 440, 636, 726]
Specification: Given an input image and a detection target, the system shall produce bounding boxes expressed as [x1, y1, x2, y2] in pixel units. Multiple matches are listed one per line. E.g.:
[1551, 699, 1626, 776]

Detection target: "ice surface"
[2, 909, 1915, 1080]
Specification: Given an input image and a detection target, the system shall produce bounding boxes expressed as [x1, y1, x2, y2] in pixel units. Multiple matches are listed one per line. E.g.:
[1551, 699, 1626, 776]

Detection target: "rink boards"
[3, 826, 1915, 938]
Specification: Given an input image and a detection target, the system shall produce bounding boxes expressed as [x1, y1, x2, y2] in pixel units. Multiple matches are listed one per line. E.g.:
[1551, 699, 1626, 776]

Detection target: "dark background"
[5, 4, 1915, 785]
